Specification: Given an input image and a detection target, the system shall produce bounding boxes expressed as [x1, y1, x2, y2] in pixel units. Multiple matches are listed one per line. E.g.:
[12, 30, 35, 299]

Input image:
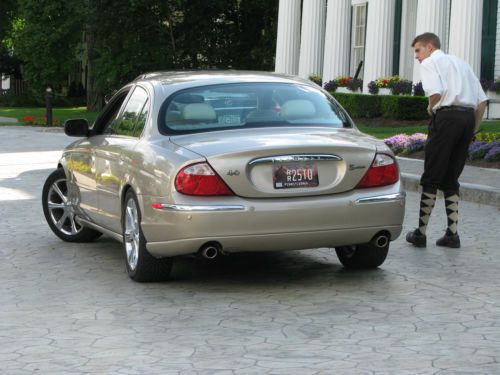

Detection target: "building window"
[350, 3, 367, 78]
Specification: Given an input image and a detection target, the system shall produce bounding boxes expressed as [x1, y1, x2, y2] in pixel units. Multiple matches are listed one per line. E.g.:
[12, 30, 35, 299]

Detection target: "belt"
[437, 105, 474, 113]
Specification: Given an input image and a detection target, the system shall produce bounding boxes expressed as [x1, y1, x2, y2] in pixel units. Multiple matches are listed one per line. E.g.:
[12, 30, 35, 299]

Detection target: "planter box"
[378, 88, 391, 95]
[336, 87, 351, 94]
[487, 90, 500, 100]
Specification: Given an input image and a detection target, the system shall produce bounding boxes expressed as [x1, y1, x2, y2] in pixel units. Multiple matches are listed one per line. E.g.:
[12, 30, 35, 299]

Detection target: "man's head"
[412, 32, 441, 63]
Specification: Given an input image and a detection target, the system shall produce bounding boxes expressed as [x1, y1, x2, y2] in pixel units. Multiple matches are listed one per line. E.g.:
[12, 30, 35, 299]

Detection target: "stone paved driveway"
[1, 127, 500, 374]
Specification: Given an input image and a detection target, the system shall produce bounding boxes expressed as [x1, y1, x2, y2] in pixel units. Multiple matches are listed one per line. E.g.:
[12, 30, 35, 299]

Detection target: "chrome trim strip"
[249, 154, 342, 165]
[76, 217, 123, 242]
[355, 192, 406, 204]
[157, 204, 246, 212]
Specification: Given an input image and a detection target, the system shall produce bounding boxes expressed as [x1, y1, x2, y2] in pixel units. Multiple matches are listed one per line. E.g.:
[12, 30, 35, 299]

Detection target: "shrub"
[476, 132, 500, 142]
[0, 92, 44, 107]
[381, 95, 428, 120]
[331, 92, 382, 118]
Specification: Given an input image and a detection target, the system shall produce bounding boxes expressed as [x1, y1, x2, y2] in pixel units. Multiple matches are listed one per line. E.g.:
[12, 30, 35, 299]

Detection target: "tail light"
[356, 153, 399, 188]
[175, 162, 234, 196]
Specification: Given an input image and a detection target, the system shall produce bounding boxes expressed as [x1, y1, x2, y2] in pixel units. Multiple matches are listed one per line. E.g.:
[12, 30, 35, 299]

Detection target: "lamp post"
[45, 87, 53, 127]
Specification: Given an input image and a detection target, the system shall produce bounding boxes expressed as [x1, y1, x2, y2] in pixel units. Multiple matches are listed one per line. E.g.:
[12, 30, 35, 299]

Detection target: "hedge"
[331, 92, 382, 118]
[380, 95, 428, 120]
[329, 91, 428, 120]
[0, 92, 86, 107]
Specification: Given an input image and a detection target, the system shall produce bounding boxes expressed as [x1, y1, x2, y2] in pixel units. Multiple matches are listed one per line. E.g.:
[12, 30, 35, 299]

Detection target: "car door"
[91, 85, 150, 233]
[68, 90, 129, 222]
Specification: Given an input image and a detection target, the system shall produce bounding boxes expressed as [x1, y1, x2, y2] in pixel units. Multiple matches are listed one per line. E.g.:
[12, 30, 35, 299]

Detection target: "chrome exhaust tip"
[198, 243, 221, 259]
[371, 234, 390, 248]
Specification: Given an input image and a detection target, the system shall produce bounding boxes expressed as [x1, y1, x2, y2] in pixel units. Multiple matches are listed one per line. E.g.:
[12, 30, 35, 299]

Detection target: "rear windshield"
[159, 83, 352, 134]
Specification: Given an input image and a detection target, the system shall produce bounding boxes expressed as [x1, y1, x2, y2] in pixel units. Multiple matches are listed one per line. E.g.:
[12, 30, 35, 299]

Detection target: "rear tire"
[42, 168, 102, 242]
[335, 243, 389, 269]
[122, 190, 173, 282]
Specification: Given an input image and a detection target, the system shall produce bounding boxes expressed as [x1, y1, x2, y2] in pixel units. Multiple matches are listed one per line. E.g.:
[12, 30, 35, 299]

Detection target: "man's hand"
[427, 94, 441, 116]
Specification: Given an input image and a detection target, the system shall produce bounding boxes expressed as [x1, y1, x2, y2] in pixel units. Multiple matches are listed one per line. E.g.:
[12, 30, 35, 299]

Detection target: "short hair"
[411, 32, 441, 49]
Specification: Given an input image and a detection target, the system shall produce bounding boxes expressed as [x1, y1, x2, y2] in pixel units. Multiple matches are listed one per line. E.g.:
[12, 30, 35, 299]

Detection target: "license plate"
[273, 164, 319, 189]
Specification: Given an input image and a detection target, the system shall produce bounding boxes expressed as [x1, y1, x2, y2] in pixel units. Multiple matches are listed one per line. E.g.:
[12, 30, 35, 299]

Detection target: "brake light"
[175, 162, 234, 196]
[356, 154, 399, 188]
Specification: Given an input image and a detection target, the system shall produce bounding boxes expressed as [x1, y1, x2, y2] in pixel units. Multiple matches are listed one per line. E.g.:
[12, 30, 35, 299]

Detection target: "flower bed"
[384, 132, 500, 166]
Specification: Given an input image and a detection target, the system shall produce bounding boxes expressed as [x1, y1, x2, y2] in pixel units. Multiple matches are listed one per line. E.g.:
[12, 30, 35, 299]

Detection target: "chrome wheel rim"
[47, 178, 83, 236]
[124, 198, 140, 271]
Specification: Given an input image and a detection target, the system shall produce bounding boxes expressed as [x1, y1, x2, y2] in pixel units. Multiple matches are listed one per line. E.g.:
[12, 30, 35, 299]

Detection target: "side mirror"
[64, 119, 89, 137]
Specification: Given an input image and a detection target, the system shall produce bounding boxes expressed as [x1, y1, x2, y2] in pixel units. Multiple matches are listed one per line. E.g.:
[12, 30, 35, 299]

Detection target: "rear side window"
[108, 86, 149, 137]
[159, 83, 350, 135]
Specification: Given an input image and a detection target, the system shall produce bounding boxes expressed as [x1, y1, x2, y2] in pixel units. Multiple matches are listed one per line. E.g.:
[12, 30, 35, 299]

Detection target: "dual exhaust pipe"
[198, 234, 389, 259]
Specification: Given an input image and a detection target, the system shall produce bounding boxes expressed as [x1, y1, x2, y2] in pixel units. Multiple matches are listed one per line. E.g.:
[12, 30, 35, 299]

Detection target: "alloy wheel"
[47, 178, 83, 236]
[124, 198, 140, 271]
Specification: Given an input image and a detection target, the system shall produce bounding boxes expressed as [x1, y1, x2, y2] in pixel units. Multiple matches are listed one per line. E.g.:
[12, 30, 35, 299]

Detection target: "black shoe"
[406, 229, 427, 248]
[436, 233, 461, 248]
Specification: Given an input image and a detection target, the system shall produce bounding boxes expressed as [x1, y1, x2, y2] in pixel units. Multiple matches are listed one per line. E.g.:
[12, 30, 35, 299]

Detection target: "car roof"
[132, 70, 313, 87]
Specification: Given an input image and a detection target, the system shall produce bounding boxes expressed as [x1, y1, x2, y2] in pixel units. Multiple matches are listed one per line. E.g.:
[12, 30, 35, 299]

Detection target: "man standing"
[406, 32, 488, 249]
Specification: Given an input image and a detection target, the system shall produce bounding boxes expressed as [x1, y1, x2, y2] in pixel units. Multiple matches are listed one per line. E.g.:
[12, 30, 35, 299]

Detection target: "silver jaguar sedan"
[42, 71, 405, 282]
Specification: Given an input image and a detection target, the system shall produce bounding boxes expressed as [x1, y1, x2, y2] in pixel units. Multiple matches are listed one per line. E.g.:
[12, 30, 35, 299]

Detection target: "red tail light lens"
[356, 154, 399, 188]
[175, 162, 234, 196]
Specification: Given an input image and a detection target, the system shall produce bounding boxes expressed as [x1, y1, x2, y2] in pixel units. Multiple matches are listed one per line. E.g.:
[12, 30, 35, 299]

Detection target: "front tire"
[122, 190, 173, 282]
[42, 168, 102, 242]
[335, 243, 389, 269]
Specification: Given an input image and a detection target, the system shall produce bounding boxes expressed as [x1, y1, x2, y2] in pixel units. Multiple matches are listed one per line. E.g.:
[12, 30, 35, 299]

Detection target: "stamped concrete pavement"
[1, 126, 500, 374]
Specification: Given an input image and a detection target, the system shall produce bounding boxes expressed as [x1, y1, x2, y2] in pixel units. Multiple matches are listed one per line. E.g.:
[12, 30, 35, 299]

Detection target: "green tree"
[12, 0, 83, 95]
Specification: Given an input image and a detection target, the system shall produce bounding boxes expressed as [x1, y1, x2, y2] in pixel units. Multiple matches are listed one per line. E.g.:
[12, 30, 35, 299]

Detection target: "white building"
[275, 0, 498, 93]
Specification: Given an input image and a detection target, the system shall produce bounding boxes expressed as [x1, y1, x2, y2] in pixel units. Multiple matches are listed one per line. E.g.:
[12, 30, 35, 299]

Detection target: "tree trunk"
[85, 17, 103, 112]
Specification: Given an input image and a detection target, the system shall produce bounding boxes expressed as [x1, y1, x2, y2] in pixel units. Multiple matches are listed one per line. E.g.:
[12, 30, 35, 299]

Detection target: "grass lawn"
[0, 107, 99, 126]
[357, 120, 500, 139]
[1, 107, 500, 140]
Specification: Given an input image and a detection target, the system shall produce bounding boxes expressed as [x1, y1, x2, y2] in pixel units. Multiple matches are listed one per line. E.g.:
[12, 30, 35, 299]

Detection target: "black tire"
[122, 190, 173, 282]
[335, 243, 389, 269]
[42, 168, 102, 242]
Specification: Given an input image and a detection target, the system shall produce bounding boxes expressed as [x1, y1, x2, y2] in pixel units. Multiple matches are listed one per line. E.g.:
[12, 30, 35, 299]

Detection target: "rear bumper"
[140, 185, 406, 258]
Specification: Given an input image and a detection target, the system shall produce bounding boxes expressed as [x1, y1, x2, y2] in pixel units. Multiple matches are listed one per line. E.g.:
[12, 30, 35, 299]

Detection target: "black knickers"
[420, 109, 475, 192]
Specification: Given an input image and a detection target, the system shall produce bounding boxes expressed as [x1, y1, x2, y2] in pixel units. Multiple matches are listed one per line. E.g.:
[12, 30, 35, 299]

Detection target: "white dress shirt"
[420, 50, 488, 112]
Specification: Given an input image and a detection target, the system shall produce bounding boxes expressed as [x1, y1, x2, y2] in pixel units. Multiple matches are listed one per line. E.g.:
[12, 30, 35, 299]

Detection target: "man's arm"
[427, 94, 441, 116]
[474, 100, 487, 133]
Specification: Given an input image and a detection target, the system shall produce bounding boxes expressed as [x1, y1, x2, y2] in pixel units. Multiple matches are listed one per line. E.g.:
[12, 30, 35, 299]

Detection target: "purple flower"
[368, 81, 379, 95]
[407, 133, 427, 152]
[413, 81, 425, 96]
[468, 141, 494, 160]
[391, 80, 413, 95]
[485, 145, 500, 161]
[324, 80, 338, 92]
[384, 134, 410, 154]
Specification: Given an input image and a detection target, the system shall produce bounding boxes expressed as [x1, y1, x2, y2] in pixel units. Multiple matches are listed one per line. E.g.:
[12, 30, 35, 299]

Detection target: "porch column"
[363, 0, 396, 92]
[275, 0, 302, 75]
[399, 0, 418, 80]
[448, 0, 483, 76]
[322, 0, 351, 84]
[413, 0, 450, 83]
[298, 0, 327, 79]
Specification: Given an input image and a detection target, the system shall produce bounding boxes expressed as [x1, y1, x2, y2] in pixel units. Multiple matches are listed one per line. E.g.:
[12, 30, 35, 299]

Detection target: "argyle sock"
[418, 187, 437, 235]
[444, 191, 459, 235]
